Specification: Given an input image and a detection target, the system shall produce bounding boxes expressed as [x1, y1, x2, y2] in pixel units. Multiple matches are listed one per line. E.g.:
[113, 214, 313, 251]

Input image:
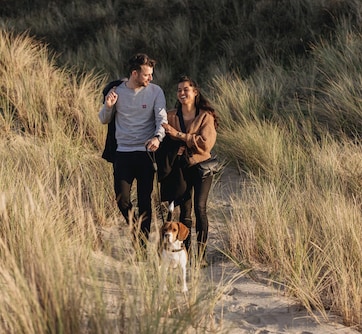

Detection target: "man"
[99, 53, 167, 257]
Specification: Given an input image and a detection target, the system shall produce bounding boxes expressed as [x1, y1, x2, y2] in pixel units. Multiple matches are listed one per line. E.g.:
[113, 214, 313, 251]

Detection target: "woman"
[162, 75, 218, 267]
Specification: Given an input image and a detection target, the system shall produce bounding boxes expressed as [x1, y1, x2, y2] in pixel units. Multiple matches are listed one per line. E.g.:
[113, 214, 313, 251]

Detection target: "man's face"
[134, 65, 153, 87]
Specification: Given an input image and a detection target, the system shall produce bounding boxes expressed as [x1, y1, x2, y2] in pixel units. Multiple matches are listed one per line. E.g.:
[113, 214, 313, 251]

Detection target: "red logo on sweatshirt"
[142, 104, 147, 108]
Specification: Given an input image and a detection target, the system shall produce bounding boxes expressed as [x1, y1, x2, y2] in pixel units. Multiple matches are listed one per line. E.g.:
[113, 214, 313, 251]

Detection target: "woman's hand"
[162, 123, 179, 139]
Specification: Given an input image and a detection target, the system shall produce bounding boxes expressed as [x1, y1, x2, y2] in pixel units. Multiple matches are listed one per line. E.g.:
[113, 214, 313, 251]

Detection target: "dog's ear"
[177, 222, 189, 241]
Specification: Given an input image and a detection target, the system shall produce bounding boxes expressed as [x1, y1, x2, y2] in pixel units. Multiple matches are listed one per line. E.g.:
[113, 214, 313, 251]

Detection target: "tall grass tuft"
[311, 27, 362, 137]
[0, 180, 106, 333]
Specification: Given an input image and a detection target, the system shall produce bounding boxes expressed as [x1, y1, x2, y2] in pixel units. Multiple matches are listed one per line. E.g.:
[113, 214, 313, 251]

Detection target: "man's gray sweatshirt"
[99, 81, 167, 152]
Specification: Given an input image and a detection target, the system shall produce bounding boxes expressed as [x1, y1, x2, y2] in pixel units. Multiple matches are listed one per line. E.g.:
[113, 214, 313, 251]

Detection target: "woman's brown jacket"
[166, 108, 217, 166]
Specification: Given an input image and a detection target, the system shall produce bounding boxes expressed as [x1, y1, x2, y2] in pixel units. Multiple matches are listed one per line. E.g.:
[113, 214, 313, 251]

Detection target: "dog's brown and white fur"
[159, 221, 189, 293]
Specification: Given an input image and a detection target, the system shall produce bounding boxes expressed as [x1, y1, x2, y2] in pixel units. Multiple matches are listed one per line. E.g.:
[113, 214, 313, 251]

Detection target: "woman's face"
[177, 81, 198, 106]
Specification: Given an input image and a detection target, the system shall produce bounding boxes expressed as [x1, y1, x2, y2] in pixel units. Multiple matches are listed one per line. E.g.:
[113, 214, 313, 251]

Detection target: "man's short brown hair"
[128, 53, 156, 76]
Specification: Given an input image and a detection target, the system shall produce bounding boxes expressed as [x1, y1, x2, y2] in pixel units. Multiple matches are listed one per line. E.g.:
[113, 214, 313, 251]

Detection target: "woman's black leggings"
[179, 165, 213, 256]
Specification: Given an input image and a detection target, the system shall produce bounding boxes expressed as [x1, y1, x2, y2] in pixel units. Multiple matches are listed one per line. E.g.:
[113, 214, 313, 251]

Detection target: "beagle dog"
[159, 221, 189, 293]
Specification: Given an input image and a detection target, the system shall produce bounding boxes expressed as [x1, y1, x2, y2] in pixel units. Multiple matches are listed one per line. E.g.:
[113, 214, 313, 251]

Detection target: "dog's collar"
[171, 248, 184, 253]
[168, 244, 185, 253]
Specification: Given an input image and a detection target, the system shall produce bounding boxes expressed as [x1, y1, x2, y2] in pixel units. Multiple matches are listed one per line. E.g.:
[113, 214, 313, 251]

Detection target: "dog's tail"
[166, 201, 175, 221]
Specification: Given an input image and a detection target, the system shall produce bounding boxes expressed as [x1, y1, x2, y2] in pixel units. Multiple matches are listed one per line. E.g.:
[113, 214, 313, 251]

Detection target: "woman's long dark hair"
[175, 75, 219, 129]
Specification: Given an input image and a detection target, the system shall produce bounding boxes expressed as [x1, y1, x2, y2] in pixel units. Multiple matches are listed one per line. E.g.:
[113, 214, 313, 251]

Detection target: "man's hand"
[145, 136, 160, 152]
[105, 87, 118, 108]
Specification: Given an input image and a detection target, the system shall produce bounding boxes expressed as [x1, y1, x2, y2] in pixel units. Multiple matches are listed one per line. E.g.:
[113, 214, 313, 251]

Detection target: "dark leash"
[146, 150, 166, 224]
